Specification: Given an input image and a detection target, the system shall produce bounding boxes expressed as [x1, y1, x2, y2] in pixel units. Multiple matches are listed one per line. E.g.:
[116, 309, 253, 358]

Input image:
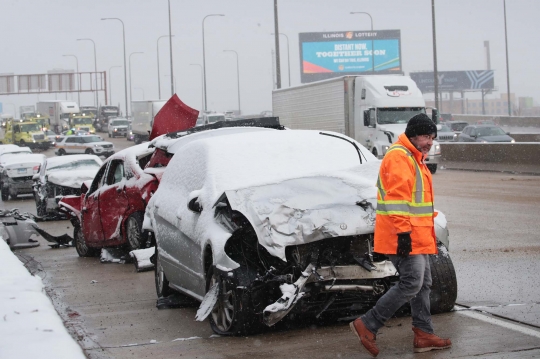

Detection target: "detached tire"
[427, 164, 438, 174]
[429, 243, 457, 314]
[74, 226, 99, 257]
[155, 247, 173, 297]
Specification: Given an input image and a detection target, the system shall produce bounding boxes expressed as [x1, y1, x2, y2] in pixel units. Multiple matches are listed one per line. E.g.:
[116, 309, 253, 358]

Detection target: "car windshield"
[20, 123, 41, 132]
[111, 120, 129, 126]
[476, 127, 506, 137]
[80, 136, 103, 143]
[207, 115, 225, 123]
[45, 130, 56, 136]
[72, 118, 93, 125]
[450, 122, 469, 131]
[47, 159, 101, 173]
[440, 125, 451, 132]
[377, 108, 425, 125]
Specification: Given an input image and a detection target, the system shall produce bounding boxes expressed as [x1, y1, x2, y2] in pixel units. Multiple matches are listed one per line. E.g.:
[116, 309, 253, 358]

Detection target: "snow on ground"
[0, 237, 85, 358]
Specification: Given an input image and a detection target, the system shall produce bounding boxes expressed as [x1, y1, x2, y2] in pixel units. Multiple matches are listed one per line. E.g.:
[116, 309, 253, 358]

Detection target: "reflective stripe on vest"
[376, 145, 434, 217]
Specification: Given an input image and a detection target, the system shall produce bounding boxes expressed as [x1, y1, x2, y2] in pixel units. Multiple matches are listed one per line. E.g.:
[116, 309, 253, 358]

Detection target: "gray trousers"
[361, 254, 434, 334]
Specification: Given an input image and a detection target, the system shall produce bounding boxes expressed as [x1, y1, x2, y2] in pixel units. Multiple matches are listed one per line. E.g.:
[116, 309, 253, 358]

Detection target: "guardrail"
[452, 114, 540, 127]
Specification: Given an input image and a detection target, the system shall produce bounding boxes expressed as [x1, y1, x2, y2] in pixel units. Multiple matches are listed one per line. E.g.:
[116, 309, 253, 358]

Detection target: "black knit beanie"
[405, 113, 437, 139]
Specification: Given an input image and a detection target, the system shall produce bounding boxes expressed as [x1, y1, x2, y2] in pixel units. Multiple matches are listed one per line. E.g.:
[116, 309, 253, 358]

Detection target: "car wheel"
[429, 243, 458, 314]
[1, 187, 8, 201]
[19, 140, 26, 146]
[58, 149, 66, 156]
[74, 226, 99, 257]
[155, 247, 173, 297]
[35, 196, 46, 217]
[372, 148, 378, 158]
[10, 191, 18, 200]
[126, 213, 144, 251]
[206, 265, 260, 336]
[85, 148, 94, 155]
[427, 164, 437, 174]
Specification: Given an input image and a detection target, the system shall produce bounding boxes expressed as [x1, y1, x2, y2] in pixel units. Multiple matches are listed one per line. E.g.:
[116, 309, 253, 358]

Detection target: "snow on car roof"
[3, 153, 45, 167]
[161, 129, 376, 205]
[46, 154, 103, 169]
[0, 144, 21, 155]
[0, 146, 32, 156]
[150, 126, 275, 154]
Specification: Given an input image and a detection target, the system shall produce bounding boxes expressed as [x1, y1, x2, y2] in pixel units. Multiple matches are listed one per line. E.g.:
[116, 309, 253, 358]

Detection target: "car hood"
[223, 173, 378, 261]
[477, 135, 513, 142]
[149, 94, 199, 140]
[47, 168, 99, 188]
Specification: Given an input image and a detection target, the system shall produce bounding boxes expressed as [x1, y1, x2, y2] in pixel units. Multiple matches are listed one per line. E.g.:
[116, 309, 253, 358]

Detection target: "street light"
[167, 0, 174, 97]
[109, 65, 121, 105]
[223, 50, 241, 114]
[202, 14, 225, 112]
[430, 1, 439, 111]
[62, 54, 80, 105]
[134, 87, 145, 100]
[76, 38, 98, 106]
[129, 52, 144, 114]
[350, 12, 374, 73]
[271, 33, 290, 87]
[189, 64, 204, 111]
[157, 35, 174, 99]
[101, 18, 128, 117]
[164, 75, 176, 93]
[503, 0, 512, 116]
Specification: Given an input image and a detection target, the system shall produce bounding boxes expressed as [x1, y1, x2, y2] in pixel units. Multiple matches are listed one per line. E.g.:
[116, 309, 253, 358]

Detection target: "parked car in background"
[55, 135, 114, 157]
[440, 113, 454, 122]
[127, 124, 134, 141]
[436, 124, 457, 142]
[58, 144, 158, 256]
[456, 125, 515, 143]
[0, 146, 33, 189]
[33, 155, 103, 217]
[144, 128, 456, 335]
[476, 119, 497, 125]
[62, 129, 89, 136]
[108, 118, 130, 138]
[1, 153, 45, 200]
[43, 130, 59, 145]
[201, 112, 226, 125]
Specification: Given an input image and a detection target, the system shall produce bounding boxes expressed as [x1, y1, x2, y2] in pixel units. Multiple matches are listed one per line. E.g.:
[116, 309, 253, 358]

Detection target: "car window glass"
[66, 137, 75, 143]
[105, 160, 125, 185]
[88, 164, 108, 195]
[470, 129, 476, 136]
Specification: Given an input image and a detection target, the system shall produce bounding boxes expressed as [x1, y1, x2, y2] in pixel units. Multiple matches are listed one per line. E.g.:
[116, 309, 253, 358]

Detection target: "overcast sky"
[1, 0, 538, 116]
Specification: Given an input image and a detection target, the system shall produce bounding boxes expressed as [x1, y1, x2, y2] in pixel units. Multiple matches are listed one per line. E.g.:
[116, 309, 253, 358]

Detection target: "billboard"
[299, 30, 401, 83]
[410, 70, 494, 93]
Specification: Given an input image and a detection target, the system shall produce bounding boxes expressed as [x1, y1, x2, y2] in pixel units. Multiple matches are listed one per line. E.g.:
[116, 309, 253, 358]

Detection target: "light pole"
[430, 0, 439, 111]
[503, 0, 511, 116]
[157, 35, 174, 99]
[273, 0, 281, 89]
[76, 38, 98, 106]
[129, 52, 144, 114]
[167, 0, 174, 97]
[223, 50, 241, 114]
[164, 75, 176, 93]
[62, 54, 80, 105]
[350, 12, 374, 73]
[202, 14, 225, 112]
[271, 33, 290, 87]
[101, 18, 128, 117]
[108, 65, 121, 105]
[134, 87, 145, 100]
[189, 64, 204, 111]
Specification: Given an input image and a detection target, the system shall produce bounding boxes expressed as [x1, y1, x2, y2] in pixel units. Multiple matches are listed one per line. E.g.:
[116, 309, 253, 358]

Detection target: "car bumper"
[7, 179, 34, 193]
[426, 154, 441, 164]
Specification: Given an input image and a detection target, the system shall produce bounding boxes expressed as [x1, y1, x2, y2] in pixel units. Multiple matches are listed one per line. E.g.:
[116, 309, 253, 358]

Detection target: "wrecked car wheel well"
[203, 245, 213, 276]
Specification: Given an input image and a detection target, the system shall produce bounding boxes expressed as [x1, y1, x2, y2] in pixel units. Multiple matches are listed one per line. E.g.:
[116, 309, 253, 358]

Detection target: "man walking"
[350, 113, 451, 357]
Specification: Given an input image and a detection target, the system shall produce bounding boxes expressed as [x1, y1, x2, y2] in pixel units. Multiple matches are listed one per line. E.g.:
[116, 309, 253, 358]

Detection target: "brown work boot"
[350, 318, 379, 357]
[412, 327, 452, 353]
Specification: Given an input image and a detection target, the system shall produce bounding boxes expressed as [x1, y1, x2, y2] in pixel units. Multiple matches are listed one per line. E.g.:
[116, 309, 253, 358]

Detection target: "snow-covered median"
[0, 238, 85, 359]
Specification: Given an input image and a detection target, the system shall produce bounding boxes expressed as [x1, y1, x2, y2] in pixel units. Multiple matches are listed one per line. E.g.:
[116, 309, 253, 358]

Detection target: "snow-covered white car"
[1, 153, 45, 200]
[144, 128, 456, 336]
[33, 155, 103, 217]
[107, 118, 129, 138]
[55, 135, 114, 158]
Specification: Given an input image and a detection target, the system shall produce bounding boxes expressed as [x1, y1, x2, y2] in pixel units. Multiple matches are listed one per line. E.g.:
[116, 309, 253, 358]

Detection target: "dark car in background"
[456, 125, 515, 143]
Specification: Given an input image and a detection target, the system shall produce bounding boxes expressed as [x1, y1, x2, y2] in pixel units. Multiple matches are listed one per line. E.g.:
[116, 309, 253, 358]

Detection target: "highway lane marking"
[456, 306, 540, 339]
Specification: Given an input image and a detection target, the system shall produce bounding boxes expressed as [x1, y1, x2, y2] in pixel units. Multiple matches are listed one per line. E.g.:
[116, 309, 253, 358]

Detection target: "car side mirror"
[506, 132, 510, 135]
[369, 108, 376, 128]
[188, 197, 203, 213]
[363, 110, 369, 126]
[81, 182, 89, 194]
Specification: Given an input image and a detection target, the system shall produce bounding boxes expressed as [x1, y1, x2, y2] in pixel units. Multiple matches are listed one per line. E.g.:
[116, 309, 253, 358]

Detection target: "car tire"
[1, 187, 8, 201]
[206, 265, 261, 336]
[85, 149, 94, 155]
[429, 243, 458, 314]
[58, 149, 66, 156]
[372, 148, 378, 158]
[74, 226, 99, 257]
[35, 196, 46, 217]
[427, 164, 437, 174]
[126, 213, 145, 251]
[154, 247, 174, 298]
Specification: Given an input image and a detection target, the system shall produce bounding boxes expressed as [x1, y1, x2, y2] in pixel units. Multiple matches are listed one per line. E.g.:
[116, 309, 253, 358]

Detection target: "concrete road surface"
[3, 167, 540, 358]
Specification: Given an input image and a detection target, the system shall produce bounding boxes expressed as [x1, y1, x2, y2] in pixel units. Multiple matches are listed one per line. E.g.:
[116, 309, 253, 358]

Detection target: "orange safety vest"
[373, 133, 437, 255]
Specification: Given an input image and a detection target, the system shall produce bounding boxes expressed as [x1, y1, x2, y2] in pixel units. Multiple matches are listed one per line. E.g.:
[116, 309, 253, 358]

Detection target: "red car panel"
[149, 94, 199, 141]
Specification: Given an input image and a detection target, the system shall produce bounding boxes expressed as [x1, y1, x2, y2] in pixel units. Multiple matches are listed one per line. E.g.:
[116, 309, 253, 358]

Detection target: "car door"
[459, 127, 471, 142]
[98, 159, 129, 243]
[468, 128, 477, 142]
[64, 137, 77, 154]
[82, 164, 108, 244]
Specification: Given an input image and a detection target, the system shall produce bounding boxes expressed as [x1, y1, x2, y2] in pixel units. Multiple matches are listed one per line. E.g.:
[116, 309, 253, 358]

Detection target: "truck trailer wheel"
[427, 164, 437, 174]
[372, 148, 378, 158]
